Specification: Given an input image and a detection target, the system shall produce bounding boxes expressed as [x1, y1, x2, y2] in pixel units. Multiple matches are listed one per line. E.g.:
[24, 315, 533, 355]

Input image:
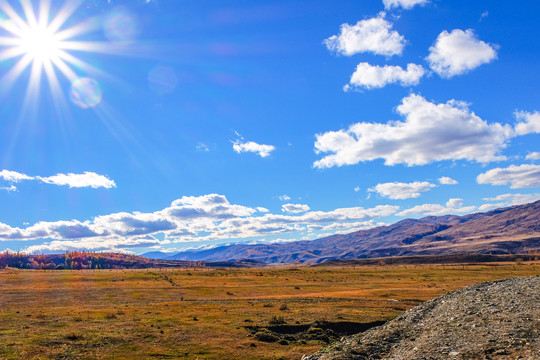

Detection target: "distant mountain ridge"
[144, 200, 540, 264]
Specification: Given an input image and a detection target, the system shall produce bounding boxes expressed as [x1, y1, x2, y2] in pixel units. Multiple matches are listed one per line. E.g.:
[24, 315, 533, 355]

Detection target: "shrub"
[269, 315, 286, 325]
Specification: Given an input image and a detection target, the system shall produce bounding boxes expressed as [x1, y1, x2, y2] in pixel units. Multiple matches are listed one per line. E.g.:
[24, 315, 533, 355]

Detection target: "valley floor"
[0, 262, 539, 359]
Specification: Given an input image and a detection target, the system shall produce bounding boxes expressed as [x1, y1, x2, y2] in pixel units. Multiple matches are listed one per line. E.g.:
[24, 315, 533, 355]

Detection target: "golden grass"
[0, 262, 538, 359]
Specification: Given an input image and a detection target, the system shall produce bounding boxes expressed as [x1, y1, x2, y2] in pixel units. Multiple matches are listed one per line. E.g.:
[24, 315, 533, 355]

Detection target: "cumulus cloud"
[477, 164, 540, 189]
[232, 140, 275, 158]
[314, 93, 512, 168]
[1, 194, 399, 254]
[0, 169, 116, 189]
[446, 198, 463, 208]
[369, 181, 436, 199]
[281, 203, 310, 213]
[514, 111, 540, 136]
[397, 199, 475, 217]
[439, 176, 458, 185]
[324, 15, 406, 56]
[525, 152, 540, 161]
[426, 29, 497, 78]
[165, 194, 257, 220]
[479, 193, 540, 211]
[24, 236, 165, 254]
[278, 195, 291, 201]
[383, 0, 429, 10]
[345, 63, 425, 90]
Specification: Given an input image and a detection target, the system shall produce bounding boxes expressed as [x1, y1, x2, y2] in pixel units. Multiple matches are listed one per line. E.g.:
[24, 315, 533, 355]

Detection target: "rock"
[304, 277, 540, 360]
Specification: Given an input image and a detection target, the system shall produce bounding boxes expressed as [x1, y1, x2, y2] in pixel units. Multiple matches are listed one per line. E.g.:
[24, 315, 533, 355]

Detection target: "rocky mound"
[304, 277, 540, 360]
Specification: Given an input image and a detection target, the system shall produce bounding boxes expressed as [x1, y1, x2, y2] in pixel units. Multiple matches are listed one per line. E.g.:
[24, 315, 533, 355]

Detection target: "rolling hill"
[144, 200, 540, 264]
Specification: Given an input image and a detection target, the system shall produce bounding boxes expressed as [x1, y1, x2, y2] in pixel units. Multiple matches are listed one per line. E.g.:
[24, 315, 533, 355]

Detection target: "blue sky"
[0, 0, 539, 254]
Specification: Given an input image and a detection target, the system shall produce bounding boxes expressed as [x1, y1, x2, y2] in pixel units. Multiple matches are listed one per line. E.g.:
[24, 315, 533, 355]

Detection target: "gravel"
[303, 276, 540, 360]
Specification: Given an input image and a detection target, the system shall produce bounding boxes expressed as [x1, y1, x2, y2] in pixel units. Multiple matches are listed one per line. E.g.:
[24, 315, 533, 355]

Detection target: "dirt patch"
[246, 320, 385, 345]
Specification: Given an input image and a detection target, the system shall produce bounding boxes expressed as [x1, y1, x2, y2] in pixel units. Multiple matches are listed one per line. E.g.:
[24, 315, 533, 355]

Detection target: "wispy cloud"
[477, 164, 540, 189]
[383, 0, 429, 10]
[196, 143, 210, 152]
[525, 152, 540, 161]
[479, 193, 540, 211]
[281, 203, 310, 213]
[0, 170, 116, 189]
[397, 198, 475, 217]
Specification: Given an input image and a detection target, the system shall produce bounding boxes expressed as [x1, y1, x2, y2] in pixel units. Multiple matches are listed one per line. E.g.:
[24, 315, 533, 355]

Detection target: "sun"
[0, 0, 111, 110]
[18, 23, 61, 63]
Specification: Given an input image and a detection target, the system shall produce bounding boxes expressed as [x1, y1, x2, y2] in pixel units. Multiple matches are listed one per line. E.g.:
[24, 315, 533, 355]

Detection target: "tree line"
[0, 251, 196, 270]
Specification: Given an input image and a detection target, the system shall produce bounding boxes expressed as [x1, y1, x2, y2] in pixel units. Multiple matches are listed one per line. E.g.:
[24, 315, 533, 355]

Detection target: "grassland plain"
[0, 263, 539, 359]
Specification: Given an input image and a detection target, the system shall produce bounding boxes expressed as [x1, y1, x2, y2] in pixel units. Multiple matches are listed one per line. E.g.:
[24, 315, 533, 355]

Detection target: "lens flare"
[103, 8, 137, 46]
[0, 0, 119, 113]
[70, 77, 102, 109]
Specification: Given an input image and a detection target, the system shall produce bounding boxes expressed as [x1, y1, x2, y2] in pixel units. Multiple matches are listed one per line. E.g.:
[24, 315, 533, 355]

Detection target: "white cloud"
[281, 203, 310, 213]
[369, 181, 436, 199]
[345, 63, 425, 90]
[165, 194, 257, 220]
[427, 29, 497, 78]
[438, 176, 458, 185]
[1, 185, 17, 192]
[0, 170, 34, 182]
[313, 220, 386, 234]
[445, 198, 463, 208]
[196, 143, 210, 152]
[314, 93, 512, 168]
[354, 186, 360, 192]
[397, 199, 475, 217]
[525, 152, 540, 161]
[24, 236, 164, 254]
[232, 140, 275, 158]
[383, 0, 429, 10]
[278, 194, 291, 201]
[477, 164, 540, 189]
[483, 193, 540, 204]
[324, 15, 406, 57]
[479, 193, 540, 211]
[0, 169, 116, 189]
[256, 207, 269, 213]
[514, 111, 540, 136]
[1, 194, 398, 254]
[37, 172, 116, 189]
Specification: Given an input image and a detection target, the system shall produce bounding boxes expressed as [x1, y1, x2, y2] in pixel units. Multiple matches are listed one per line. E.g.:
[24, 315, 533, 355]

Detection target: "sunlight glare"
[0, 0, 113, 110]
[19, 24, 60, 63]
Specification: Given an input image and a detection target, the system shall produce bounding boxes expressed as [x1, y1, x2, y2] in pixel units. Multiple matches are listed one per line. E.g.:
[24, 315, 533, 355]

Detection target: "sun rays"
[0, 0, 113, 110]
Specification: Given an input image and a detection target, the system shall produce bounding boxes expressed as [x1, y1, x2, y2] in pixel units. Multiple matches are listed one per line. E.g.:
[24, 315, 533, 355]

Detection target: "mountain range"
[143, 200, 540, 264]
